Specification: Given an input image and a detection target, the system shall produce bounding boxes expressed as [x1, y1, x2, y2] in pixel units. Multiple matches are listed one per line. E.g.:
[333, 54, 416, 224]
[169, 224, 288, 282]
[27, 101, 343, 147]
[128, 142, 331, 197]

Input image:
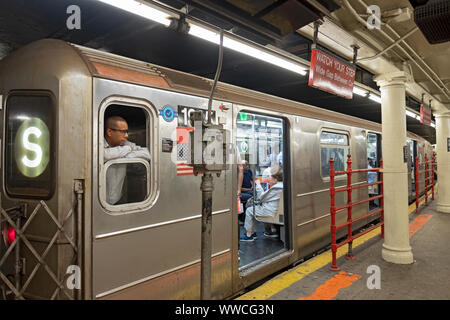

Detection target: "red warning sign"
[308, 48, 356, 99]
[420, 104, 431, 126]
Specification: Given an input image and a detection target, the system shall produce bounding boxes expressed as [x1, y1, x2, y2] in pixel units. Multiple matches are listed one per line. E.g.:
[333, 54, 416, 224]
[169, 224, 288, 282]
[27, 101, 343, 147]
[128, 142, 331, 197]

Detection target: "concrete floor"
[242, 195, 450, 300]
[272, 199, 450, 300]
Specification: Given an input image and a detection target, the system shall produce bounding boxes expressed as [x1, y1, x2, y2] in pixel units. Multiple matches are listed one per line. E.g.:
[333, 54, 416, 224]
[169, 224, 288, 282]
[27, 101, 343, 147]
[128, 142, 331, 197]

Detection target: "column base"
[382, 244, 414, 264]
[437, 203, 450, 213]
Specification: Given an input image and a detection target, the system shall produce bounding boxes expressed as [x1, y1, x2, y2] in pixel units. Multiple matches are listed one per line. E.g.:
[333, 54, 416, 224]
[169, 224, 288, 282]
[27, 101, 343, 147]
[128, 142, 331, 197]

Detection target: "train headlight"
[14, 117, 50, 178]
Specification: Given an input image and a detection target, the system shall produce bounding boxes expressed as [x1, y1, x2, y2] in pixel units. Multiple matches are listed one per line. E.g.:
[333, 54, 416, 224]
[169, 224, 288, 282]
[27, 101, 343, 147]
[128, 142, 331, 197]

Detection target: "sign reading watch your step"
[308, 48, 356, 99]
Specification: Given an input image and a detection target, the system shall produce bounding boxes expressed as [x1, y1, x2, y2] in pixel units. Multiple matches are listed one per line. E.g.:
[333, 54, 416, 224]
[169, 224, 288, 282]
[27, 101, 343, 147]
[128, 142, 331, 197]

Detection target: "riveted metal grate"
[414, 0, 450, 44]
[0, 196, 80, 300]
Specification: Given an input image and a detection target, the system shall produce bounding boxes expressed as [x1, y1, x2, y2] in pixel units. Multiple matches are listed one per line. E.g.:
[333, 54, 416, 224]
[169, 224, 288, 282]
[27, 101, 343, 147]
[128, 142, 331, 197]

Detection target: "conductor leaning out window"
[104, 116, 150, 205]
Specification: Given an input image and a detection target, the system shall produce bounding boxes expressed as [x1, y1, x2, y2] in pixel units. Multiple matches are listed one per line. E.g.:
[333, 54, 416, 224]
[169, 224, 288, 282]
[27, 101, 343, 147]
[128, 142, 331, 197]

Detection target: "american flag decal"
[176, 127, 194, 176]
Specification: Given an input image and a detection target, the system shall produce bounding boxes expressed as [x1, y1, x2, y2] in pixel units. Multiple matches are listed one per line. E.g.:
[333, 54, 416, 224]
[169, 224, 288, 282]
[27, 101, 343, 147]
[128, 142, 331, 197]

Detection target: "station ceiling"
[0, 0, 445, 143]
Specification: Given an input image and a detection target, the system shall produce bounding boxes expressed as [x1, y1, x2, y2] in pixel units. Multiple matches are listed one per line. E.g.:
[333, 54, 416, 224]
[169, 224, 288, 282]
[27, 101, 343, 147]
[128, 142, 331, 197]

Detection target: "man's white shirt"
[104, 139, 151, 204]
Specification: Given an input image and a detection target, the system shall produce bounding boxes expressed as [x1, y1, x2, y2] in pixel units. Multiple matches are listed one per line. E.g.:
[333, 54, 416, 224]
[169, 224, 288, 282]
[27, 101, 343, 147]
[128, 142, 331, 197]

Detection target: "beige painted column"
[374, 71, 413, 264]
[436, 112, 450, 213]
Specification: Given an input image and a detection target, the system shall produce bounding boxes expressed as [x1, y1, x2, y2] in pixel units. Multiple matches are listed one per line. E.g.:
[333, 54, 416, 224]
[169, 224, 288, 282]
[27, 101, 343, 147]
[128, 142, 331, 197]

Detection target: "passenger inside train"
[103, 111, 151, 205]
[239, 160, 254, 223]
[240, 165, 283, 242]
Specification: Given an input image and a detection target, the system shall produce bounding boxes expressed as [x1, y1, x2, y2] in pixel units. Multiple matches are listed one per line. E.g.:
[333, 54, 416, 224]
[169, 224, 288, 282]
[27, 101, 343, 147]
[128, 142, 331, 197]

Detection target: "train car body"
[0, 39, 432, 300]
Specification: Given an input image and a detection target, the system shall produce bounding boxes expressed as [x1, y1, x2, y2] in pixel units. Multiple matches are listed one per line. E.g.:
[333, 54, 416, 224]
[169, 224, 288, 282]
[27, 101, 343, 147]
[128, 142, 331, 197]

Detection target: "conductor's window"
[320, 131, 349, 178]
[101, 103, 154, 210]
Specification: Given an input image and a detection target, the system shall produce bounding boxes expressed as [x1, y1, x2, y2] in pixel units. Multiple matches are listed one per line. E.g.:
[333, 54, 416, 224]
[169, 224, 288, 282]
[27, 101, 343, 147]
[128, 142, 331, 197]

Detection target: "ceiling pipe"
[352, 0, 450, 103]
[341, 0, 450, 104]
[357, 26, 418, 62]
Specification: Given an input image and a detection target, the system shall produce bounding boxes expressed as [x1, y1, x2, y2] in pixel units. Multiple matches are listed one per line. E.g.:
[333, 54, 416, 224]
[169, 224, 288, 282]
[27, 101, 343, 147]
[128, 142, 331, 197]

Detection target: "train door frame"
[407, 139, 414, 200]
[366, 131, 382, 210]
[232, 104, 293, 286]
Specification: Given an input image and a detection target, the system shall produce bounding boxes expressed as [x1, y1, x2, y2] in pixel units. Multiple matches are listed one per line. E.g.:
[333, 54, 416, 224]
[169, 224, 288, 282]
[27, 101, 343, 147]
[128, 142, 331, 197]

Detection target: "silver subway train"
[0, 39, 432, 300]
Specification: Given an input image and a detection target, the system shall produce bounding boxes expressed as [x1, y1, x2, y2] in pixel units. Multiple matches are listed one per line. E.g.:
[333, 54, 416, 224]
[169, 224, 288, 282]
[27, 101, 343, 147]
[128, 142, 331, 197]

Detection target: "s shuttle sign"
[14, 117, 50, 177]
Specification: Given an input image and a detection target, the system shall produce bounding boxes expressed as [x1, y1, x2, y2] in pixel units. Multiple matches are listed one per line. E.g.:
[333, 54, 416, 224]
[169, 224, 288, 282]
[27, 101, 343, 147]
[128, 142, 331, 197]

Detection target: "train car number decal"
[178, 105, 216, 127]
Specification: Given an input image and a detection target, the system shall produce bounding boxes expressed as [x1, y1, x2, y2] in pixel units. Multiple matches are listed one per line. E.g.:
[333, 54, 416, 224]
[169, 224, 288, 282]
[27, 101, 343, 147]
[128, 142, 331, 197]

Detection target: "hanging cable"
[207, 29, 223, 125]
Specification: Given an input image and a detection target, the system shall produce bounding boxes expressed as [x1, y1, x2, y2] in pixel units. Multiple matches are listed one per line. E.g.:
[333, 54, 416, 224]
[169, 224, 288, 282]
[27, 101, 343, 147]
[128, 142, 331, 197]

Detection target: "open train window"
[5, 92, 55, 199]
[320, 130, 349, 178]
[99, 98, 157, 214]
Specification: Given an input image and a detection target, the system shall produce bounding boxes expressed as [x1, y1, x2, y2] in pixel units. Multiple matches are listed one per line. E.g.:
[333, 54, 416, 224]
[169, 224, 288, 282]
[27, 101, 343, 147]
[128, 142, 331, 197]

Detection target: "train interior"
[103, 104, 150, 205]
[236, 111, 288, 269]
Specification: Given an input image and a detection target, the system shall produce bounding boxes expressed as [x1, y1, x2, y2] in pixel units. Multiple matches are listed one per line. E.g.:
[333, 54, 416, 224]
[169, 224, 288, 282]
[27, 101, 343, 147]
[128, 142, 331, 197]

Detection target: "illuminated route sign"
[14, 117, 50, 177]
[308, 49, 356, 99]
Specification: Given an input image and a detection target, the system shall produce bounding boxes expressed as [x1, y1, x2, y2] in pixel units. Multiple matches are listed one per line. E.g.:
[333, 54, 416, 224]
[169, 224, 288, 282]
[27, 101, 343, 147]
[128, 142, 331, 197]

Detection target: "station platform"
[237, 192, 449, 300]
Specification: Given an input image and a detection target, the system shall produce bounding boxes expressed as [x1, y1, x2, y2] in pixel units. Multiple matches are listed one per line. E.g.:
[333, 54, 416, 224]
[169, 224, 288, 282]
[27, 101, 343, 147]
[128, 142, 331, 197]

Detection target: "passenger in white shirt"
[104, 116, 150, 204]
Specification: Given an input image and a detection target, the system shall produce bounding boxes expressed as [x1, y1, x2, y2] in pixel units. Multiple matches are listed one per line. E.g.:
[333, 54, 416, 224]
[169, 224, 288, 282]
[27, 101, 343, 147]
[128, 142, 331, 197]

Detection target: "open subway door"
[236, 110, 290, 270]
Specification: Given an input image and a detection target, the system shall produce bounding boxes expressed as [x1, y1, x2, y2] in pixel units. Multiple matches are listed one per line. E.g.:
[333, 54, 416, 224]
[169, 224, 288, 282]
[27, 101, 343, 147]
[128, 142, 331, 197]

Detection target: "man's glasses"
[109, 128, 129, 134]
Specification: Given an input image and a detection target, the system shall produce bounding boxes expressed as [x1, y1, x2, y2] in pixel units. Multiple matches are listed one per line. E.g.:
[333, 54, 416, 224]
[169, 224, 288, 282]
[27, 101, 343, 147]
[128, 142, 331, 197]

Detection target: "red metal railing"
[415, 154, 436, 213]
[329, 155, 384, 271]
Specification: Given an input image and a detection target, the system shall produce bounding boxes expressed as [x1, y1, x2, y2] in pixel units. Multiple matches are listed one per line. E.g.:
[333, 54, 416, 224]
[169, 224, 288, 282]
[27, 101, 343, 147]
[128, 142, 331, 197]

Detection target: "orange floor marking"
[298, 271, 361, 300]
[409, 214, 432, 237]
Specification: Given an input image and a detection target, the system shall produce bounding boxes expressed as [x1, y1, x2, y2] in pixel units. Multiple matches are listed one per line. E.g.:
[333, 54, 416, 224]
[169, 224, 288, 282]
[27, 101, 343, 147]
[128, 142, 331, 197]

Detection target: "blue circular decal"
[160, 105, 177, 122]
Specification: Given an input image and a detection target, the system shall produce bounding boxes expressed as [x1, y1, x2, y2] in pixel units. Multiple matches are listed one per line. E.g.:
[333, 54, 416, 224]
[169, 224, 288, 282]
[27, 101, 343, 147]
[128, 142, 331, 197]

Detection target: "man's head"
[105, 116, 129, 147]
[242, 160, 249, 171]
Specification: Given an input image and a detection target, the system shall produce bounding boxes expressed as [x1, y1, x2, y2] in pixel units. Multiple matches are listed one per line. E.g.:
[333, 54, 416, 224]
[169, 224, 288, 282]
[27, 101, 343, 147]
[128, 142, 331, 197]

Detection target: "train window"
[105, 161, 149, 205]
[5, 93, 55, 199]
[320, 130, 349, 178]
[99, 101, 155, 212]
[367, 133, 378, 162]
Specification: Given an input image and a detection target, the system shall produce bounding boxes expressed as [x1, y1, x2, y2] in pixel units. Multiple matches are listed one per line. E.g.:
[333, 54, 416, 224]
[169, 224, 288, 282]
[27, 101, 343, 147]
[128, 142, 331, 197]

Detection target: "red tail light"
[6, 226, 15, 245]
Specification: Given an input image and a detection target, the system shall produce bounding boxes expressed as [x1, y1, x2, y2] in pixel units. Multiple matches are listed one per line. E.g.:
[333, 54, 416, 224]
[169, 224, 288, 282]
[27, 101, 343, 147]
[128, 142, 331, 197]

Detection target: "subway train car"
[0, 39, 432, 300]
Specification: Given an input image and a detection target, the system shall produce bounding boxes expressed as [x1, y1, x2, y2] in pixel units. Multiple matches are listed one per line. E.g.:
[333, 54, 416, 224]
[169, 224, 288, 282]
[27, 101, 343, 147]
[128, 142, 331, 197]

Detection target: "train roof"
[0, 39, 426, 142]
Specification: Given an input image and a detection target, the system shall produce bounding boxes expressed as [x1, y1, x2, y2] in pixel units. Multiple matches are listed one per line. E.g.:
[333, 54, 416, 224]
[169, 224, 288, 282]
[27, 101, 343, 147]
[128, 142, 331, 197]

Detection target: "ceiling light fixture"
[406, 109, 417, 119]
[188, 24, 308, 76]
[368, 93, 381, 104]
[95, 0, 174, 26]
[352, 86, 368, 97]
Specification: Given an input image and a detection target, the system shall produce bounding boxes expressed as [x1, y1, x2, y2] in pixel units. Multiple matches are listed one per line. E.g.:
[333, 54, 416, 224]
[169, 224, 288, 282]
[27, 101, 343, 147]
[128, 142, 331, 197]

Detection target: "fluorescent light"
[368, 93, 381, 104]
[95, 0, 172, 26]
[188, 24, 308, 76]
[405, 109, 422, 121]
[189, 25, 219, 43]
[353, 86, 368, 97]
[406, 110, 417, 118]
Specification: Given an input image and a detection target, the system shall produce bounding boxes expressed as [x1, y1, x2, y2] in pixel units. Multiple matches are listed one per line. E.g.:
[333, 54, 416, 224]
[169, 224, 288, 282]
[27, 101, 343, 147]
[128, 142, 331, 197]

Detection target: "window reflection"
[106, 162, 148, 205]
[320, 131, 349, 178]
